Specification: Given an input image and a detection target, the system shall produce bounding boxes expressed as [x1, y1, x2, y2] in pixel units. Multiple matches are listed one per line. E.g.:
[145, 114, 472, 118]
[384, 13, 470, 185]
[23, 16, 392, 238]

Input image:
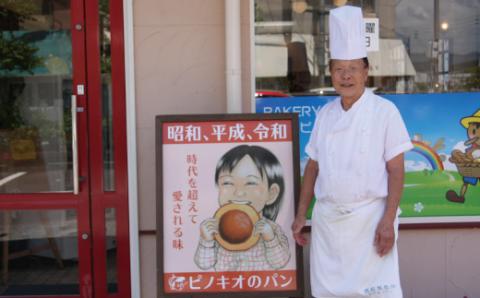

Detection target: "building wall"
[132, 1, 480, 298]
[398, 229, 480, 298]
[133, 1, 253, 297]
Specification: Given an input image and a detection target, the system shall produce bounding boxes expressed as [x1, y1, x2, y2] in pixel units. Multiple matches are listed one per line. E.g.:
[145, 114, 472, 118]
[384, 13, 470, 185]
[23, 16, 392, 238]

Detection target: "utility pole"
[434, 0, 439, 41]
[314, 0, 327, 89]
[432, 0, 439, 91]
[476, 13, 479, 67]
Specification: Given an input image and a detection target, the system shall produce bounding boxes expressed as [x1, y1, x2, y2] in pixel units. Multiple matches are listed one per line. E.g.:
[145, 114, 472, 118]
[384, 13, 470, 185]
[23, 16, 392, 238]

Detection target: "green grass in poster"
[304, 171, 480, 219]
[306, 198, 315, 220]
[401, 171, 480, 217]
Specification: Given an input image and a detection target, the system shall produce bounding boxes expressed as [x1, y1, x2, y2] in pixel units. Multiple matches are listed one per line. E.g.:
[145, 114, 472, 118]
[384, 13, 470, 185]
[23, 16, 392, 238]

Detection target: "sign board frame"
[156, 113, 304, 297]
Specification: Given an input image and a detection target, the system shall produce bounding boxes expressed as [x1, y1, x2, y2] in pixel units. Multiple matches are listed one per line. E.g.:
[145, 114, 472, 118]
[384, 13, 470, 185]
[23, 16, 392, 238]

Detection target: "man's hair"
[328, 57, 369, 70]
[215, 145, 285, 221]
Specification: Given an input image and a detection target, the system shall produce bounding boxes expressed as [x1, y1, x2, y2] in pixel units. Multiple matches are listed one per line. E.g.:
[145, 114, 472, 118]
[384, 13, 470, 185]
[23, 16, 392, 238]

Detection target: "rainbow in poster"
[411, 141, 444, 171]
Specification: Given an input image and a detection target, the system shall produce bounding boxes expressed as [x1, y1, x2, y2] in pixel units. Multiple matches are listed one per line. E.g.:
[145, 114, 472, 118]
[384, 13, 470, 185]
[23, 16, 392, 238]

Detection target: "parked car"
[255, 90, 290, 98]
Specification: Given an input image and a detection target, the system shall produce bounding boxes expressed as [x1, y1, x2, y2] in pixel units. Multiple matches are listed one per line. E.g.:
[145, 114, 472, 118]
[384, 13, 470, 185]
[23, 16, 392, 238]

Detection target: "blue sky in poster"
[256, 92, 480, 173]
[385, 93, 480, 172]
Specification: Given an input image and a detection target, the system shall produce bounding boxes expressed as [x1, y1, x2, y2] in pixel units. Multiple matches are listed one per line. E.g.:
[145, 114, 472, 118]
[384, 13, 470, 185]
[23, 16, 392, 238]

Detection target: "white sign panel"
[365, 18, 379, 52]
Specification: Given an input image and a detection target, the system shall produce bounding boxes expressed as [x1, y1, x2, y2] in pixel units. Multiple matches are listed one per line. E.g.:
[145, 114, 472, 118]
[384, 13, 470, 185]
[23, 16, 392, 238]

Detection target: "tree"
[0, 2, 43, 130]
[462, 66, 480, 91]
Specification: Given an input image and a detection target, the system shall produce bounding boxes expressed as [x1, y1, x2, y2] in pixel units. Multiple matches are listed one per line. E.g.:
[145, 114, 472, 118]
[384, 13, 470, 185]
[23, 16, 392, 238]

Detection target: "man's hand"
[375, 153, 404, 257]
[291, 216, 308, 246]
[291, 159, 318, 246]
[374, 217, 395, 257]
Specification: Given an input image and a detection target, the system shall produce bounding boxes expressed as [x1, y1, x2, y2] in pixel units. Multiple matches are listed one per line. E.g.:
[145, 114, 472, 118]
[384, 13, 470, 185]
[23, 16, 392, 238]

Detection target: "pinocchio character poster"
[156, 114, 303, 297]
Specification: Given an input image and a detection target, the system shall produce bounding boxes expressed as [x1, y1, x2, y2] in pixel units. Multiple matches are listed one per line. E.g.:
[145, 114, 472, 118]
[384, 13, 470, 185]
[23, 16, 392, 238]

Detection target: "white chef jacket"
[306, 89, 413, 298]
[306, 88, 413, 203]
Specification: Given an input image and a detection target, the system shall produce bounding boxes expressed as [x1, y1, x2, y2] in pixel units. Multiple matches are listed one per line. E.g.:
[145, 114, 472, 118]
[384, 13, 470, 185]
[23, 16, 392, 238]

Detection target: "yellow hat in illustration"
[461, 109, 480, 128]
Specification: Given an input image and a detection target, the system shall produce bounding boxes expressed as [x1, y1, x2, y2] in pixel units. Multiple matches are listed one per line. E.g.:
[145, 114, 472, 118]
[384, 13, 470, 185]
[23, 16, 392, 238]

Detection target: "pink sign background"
[162, 141, 297, 273]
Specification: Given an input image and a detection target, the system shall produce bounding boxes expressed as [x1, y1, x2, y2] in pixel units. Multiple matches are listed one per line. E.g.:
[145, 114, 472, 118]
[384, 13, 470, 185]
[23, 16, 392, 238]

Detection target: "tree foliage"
[462, 66, 480, 91]
[0, 1, 42, 130]
[0, 31, 43, 74]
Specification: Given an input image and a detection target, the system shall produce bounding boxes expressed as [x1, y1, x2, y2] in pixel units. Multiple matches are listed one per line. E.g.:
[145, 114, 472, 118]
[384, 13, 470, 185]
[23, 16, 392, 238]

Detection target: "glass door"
[0, 1, 129, 297]
[0, 0, 91, 296]
[85, 0, 131, 297]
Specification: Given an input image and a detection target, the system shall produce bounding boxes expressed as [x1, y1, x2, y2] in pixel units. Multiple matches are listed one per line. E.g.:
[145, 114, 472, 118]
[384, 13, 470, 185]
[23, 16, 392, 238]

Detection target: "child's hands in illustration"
[199, 218, 218, 241]
[471, 149, 480, 160]
[254, 218, 275, 241]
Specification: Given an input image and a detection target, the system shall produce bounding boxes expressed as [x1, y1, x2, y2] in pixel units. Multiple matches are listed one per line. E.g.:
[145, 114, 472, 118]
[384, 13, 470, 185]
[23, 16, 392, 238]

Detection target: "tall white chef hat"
[329, 5, 366, 60]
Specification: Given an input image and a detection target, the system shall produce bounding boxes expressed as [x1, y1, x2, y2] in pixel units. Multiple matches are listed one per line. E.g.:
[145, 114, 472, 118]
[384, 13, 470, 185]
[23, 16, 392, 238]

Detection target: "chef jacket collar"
[338, 87, 370, 114]
[331, 88, 371, 133]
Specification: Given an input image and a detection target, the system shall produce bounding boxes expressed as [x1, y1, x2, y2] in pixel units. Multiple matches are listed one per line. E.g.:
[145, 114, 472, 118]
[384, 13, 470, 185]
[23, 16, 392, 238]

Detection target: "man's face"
[330, 59, 368, 100]
[217, 155, 279, 213]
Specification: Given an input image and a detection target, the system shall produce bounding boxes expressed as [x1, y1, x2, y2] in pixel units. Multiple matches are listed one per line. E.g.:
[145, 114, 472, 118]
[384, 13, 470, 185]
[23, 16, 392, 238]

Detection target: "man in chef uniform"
[291, 5, 413, 298]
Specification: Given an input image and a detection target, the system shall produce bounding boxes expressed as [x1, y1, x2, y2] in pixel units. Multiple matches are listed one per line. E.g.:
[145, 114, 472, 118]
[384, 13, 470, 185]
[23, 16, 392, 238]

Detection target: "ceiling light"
[292, 0, 308, 14]
[334, 0, 347, 6]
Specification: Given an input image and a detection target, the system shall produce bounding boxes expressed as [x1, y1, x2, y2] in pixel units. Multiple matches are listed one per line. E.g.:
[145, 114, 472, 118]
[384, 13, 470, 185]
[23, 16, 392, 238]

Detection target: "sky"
[395, 0, 480, 55]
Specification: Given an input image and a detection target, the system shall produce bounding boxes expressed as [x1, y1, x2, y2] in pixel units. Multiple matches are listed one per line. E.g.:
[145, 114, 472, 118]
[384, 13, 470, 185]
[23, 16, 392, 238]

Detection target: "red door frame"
[0, 0, 92, 297]
[85, 0, 130, 298]
[0, 0, 130, 297]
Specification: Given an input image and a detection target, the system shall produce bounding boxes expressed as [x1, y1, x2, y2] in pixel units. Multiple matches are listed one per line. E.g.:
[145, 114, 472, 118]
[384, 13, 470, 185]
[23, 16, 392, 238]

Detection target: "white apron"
[308, 91, 404, 297]
[310, 198, 402, 298]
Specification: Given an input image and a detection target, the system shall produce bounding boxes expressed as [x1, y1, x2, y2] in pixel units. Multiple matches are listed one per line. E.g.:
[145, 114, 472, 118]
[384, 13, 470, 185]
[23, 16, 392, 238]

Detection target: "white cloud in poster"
[452, 141, 467, 152]
[405, 160, 430, 172]
[442, 154, 458, 171]
[300, 156, 309, 174]
[441, 141, 469, 172]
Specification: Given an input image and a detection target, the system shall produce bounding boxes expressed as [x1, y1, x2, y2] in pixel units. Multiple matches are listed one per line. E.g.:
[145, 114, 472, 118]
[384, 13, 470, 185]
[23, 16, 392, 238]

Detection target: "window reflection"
[0, 0, 73, 194]
[105, 208, 117, 293]
[0, 209, 79, 296]
[255, 0, 480, 95]
[100, 0, 114, 192]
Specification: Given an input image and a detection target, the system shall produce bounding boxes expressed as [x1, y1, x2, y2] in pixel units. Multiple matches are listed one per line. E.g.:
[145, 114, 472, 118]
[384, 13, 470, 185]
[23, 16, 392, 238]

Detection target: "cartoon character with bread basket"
[446, 109, 480, 203]
[194, 145, 290, 271]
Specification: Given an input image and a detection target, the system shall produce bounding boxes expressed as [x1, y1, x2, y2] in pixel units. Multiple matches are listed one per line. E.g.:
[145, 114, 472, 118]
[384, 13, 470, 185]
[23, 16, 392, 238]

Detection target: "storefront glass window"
[254, 0, 480, 95]
[105, 208, 117, 293]
[0, 209, 79, 295]
[100, 0, 115, 192]
[0, 0, 74, 193]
